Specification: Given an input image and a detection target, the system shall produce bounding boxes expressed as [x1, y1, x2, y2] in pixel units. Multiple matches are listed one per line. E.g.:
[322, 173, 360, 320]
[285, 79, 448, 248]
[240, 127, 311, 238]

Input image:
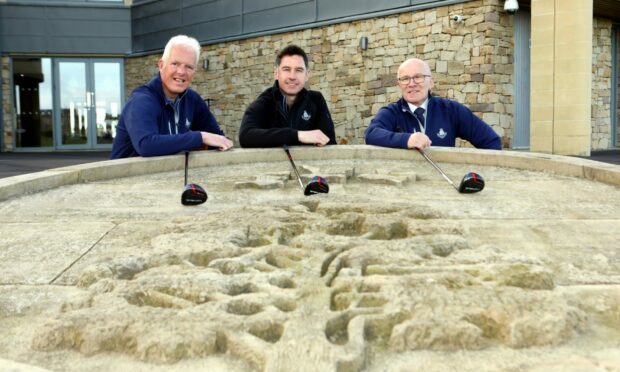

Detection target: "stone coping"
[0, 145, 618, 201]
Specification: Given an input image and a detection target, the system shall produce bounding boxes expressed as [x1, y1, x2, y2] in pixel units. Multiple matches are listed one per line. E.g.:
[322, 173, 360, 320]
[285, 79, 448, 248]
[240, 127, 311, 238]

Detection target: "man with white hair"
[365, 58, 501, 150]
[111, 35, 232, 159]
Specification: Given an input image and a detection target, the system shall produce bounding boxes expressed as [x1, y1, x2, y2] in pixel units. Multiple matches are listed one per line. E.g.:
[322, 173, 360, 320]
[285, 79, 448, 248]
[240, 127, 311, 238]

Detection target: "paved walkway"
[0, 151, 110, 179]
[0, 149, 618, 179]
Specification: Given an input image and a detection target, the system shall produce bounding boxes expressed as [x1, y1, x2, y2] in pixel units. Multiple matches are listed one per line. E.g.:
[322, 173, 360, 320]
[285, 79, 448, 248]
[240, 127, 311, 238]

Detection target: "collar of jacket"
[271, 80, 308, 104]
[146, 73, 188, 107]
[398, 94, 434, 114]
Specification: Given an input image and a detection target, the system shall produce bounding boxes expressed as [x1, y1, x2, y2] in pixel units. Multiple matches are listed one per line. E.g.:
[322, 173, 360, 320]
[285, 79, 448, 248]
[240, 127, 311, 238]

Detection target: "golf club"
[181, 151, 208, 205]
[283, 145, 329, 196]
[416, 148, 484, 193]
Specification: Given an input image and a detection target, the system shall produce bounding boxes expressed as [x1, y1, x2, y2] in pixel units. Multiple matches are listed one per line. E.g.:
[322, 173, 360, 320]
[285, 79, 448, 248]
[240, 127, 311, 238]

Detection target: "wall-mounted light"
[359, 36, 369, 51]
[504, 0, 519, 14]
[203, 57, 209, 70]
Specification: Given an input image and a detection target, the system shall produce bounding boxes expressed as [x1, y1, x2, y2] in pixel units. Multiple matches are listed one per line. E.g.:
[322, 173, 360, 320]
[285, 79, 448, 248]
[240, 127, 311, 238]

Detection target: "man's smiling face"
[159, 45, 196, 100]
[274, 54, 309, 99]
[397, 58, 434, 106]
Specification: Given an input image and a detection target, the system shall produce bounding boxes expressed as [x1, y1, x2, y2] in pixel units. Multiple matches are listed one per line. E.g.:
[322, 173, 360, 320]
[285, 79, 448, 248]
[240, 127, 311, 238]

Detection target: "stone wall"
[1, 57, 13, 151]
[592, 18, 613, 150]
[125, 0, 515, 147]
[1, 0, 617, 152]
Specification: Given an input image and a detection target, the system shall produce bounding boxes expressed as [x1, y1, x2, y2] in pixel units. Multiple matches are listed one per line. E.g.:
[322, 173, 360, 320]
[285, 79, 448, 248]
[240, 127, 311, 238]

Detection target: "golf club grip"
[283, 145, 306, 192]
[184, 152, 189, 186]
[417, 148, 458, 190]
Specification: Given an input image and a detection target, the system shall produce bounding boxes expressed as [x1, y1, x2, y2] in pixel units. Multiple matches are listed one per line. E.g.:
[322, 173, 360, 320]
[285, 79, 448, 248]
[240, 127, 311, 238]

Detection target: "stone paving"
[1, 146, 619, 371]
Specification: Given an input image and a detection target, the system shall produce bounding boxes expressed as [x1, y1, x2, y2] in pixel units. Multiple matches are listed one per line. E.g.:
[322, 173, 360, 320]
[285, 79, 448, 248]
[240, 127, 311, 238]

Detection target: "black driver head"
[182, 183, 208, 205]
[304, 176, 329, 196]
[458, 172, 484, 193]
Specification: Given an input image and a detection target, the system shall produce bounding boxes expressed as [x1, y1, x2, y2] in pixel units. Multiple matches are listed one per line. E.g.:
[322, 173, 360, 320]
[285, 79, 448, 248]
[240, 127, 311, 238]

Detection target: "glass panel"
[616, 28, 620, 147]
[59, 62, 88, 146]
[93, 62, 122, 145]
[12, 58, 54, 148]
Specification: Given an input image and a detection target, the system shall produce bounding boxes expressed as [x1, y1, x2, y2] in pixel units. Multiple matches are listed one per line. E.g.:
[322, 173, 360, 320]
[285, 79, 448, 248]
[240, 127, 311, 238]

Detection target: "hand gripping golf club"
[283, 145, 329, 196]
[416, 148, 484, 193]
[181, 152, 208, 205]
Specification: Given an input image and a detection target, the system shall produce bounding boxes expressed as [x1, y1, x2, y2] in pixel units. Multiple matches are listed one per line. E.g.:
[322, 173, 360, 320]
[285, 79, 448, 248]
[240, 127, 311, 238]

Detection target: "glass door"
[54, 58, 123, 149]
[56, 60, 88, 148]
[93, 60, 123, 147]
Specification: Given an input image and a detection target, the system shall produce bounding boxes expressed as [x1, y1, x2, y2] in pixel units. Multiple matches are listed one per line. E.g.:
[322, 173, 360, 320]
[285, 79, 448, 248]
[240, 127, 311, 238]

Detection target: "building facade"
[1, 0, 619, 155]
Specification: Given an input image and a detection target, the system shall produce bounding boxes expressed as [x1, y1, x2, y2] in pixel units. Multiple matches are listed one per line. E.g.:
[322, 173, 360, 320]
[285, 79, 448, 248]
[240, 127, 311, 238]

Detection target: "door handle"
[85, 92, 95, 108]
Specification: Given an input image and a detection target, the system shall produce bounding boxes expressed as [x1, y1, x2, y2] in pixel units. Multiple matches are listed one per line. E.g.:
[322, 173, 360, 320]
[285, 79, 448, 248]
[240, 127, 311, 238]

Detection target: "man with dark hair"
[239, 45, 336, 148]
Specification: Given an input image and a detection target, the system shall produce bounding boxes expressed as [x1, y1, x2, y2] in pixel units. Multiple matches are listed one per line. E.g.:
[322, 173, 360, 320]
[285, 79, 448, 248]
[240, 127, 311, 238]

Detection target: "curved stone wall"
[1, 146, 619, 202]
[1, 146, 619, 371]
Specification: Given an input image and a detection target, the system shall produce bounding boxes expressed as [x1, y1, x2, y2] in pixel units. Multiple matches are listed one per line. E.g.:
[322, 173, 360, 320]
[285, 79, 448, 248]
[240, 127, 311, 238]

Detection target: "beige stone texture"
[0, 146, 620, 371]
[530, 0, 595, 155]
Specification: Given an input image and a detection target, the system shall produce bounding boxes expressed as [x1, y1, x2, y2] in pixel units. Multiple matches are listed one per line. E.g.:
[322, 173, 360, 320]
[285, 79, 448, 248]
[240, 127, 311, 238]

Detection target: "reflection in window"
[13, 58, 54, 148]
[94, 62, 122, 144]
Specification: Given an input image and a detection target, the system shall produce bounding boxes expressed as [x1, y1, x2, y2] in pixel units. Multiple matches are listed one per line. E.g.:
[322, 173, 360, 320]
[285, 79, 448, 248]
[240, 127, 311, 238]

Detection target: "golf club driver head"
[458, 172, 484, 193]
[182, 183, 208, 205]
[304, 175, 329, 196]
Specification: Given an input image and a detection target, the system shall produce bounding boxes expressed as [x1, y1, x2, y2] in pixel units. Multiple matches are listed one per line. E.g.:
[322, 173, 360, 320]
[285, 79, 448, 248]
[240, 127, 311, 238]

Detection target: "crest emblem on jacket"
[437, 128, 447, 139]
[185, 118, 191, 129]
[301, 110, 311, 121]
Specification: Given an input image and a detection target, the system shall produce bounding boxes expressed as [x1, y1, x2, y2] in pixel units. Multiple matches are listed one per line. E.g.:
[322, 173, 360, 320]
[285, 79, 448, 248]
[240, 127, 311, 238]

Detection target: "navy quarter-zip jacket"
[110, 73, 225, 159]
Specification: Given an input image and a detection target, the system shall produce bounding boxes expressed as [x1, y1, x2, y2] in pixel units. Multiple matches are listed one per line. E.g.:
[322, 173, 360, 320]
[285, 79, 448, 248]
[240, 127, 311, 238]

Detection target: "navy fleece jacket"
[365, 96, 501, 150]
[110, 73, 224, 159]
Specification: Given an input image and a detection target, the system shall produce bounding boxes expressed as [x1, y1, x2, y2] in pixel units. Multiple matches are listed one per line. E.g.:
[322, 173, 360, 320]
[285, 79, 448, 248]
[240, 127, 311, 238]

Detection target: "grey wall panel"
[133, 11, 182, 35]
[183, 0, 241, 25]
[244, 0, 312, 13]
[1, 18, 48, 36]
[0, 4, 131, 54]
[132, 0, 180, 19]
[49, 36, 130, 54]
[48, 20, 130, 37]
[317, 0, 410, 21]
[1, 5, 46, 18]
[133, 30, 187, 54]
[1, 36, 49, 53]
[184, 17, 243, 41]
[243, 1, 316, 34]
[184, 0, 218, 7]
[43, 6, 128, 20]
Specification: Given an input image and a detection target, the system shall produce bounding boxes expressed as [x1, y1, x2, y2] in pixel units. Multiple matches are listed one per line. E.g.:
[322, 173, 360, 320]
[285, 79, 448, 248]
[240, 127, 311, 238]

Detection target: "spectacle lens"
[398, 75, 429, 84]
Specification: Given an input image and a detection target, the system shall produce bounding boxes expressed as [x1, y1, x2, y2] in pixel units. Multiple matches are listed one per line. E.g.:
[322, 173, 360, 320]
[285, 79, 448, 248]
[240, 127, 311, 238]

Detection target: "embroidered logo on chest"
[301, 110, 311, 121]
[185, 119, 191, 129]
[437, 128, 447, 139]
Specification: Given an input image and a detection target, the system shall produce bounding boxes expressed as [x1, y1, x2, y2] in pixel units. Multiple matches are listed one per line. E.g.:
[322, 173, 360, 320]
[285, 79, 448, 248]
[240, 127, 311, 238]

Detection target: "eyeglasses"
[397, 74, 430, 85]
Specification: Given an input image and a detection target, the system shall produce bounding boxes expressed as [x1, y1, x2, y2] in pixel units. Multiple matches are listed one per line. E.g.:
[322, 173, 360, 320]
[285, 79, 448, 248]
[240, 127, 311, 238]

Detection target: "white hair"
[161, 35, 201, 67]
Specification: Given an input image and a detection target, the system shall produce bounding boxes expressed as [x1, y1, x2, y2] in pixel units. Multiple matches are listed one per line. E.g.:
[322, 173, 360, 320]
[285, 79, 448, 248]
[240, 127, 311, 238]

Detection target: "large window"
[13, 58, 54, 148]
[12, 57, 123, 150]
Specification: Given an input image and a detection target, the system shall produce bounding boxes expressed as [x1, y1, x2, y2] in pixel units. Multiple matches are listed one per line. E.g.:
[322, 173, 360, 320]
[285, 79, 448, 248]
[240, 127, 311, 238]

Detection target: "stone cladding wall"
[125, 0, 515, 147]
[592, 18, 614, 150]
[2, 1, 617, 151]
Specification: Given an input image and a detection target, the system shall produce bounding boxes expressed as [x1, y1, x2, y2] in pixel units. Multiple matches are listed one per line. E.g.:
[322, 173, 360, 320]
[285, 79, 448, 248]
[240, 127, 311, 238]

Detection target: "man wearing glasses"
[239, 45, 336, 148]
[365, 58, 501, 150]
[111, 35, 233, 159]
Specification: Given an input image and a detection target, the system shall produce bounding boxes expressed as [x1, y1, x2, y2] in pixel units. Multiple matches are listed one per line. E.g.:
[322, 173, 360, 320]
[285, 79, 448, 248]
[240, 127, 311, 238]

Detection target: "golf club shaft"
[417, 148, 459, 191]
[283, 145, 306, 192]
[184, 151, 189, 186]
